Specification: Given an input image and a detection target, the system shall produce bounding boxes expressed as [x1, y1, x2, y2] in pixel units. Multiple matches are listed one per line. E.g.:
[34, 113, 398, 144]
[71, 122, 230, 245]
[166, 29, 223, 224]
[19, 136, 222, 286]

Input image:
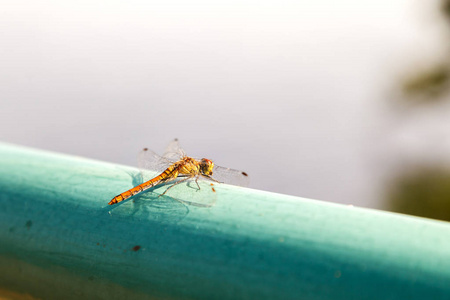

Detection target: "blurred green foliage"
[388, 1, 450, 222]
[402, 66, 450, 101]
[400, 0, 450, 103]
[387, 167, 450, 222]
[441, 0, 450, 20]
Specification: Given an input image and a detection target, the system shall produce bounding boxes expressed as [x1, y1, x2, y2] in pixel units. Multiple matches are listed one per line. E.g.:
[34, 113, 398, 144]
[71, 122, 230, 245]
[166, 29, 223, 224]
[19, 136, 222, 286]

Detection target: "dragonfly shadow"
[106, 168, 190, 224]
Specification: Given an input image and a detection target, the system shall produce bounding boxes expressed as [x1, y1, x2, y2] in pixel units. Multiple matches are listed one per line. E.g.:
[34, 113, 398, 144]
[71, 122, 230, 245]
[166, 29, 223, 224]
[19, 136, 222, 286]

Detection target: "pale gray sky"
[0, 0, 446, 208]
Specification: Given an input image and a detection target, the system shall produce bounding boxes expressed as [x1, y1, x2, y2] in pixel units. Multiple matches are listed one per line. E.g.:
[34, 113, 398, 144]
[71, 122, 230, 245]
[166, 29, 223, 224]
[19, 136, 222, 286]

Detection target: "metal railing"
[0, 143, 449, 300]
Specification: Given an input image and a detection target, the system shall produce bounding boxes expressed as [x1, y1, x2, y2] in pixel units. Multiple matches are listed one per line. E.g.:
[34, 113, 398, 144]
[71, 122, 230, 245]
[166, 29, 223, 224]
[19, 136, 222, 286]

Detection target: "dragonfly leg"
[195, 176, 201, 191]
[159, 176, 193, 197]
[202, 175, 222, 184]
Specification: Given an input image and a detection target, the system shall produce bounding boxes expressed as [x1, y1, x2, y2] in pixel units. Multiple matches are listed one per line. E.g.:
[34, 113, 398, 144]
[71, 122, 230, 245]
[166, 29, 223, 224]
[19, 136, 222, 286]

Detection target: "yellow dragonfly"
[109, 139, 249, 207]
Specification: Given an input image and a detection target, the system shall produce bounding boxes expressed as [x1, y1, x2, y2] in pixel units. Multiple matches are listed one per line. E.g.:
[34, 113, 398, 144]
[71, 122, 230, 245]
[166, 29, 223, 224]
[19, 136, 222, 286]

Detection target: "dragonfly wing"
[150, 178, 217, 208]
[137, 148, 173, 182]
[163, 139, 186, 161]
[211, 165, 250, 187]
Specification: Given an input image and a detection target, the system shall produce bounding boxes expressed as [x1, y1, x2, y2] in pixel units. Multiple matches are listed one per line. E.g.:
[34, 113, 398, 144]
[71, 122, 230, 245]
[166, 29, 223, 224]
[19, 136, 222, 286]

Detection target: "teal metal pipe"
[0, 143, 449, 300]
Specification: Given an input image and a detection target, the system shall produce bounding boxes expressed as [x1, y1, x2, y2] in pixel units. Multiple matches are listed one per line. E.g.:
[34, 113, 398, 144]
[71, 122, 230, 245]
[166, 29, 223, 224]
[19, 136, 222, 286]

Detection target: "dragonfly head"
[200, 158, 214, 176]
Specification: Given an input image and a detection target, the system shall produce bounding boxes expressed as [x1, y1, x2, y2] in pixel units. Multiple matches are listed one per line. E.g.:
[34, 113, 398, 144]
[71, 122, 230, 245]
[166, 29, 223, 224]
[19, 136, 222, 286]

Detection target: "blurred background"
[1, 0, 450, 221]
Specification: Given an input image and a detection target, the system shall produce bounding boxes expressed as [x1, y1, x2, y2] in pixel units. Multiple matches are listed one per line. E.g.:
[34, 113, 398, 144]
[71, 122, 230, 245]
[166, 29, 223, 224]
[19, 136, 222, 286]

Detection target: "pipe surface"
[0, 143, 449, 300]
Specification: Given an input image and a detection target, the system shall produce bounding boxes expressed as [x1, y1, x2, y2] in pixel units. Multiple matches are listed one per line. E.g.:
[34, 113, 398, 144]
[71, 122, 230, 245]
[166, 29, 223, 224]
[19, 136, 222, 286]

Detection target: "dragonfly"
[108, 139, 249, 207]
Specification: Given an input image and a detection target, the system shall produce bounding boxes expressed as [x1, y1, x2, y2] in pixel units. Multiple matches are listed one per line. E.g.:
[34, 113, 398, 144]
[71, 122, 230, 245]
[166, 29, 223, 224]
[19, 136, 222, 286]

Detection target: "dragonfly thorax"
[200, 158, 214, 176]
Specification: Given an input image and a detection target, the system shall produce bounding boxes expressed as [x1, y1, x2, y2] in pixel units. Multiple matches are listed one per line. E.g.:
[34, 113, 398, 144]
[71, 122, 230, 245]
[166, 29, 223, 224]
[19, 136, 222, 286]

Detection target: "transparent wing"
[129, 139, 241, 207]
[163, 138, 186, 161]
[137, 148, 173, 182]
[211, 165, 250, 187]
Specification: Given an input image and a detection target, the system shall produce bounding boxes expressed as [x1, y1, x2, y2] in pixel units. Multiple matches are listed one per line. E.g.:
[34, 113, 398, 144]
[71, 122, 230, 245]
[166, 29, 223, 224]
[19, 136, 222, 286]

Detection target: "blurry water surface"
[1, 0, 449, 211]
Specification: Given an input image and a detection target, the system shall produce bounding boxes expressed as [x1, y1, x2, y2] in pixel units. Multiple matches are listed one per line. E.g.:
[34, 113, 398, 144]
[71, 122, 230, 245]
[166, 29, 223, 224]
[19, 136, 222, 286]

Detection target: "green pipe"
[0, 143, 449, 300]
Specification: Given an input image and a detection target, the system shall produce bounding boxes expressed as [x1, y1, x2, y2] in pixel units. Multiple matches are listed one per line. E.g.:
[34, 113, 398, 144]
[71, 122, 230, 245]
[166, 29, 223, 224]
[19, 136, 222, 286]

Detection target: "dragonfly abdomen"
[108, 165, 179, 205]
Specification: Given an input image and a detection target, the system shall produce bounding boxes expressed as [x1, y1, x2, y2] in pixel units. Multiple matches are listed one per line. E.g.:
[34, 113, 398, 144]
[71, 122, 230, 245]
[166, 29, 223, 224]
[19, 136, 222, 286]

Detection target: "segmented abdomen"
[108, 165, 178, 205]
